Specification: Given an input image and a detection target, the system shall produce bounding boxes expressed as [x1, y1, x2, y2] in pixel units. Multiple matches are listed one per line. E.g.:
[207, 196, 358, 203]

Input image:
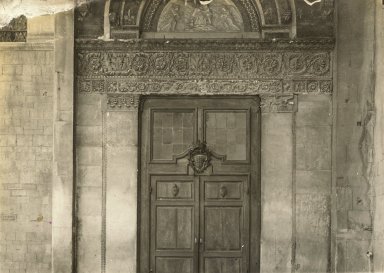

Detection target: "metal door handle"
[195, 237, 198, 244]
[200, 238, 203, 244]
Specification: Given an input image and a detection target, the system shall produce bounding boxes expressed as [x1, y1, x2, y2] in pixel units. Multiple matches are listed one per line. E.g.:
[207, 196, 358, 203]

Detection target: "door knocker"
[219, 186, 227, 198]
[172, 184, 180, 197]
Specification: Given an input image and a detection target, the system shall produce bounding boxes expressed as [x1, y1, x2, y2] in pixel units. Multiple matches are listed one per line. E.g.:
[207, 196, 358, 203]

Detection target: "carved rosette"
[76, 43, 333, 106]
[106, 94, 140, 111]
[77, 51, 331, 79]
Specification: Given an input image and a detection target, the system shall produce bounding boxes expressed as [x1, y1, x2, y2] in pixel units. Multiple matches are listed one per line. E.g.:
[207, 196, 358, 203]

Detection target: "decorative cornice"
[75, 38, 335, 51]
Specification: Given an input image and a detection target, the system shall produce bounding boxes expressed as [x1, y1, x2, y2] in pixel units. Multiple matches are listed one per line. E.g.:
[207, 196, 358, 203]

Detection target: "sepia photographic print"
[0, 0, 383, 273]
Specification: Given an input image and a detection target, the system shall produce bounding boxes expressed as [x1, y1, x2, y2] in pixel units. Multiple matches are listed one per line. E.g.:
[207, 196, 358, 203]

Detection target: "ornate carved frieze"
[76, 40, 333, 97]
[106, 94, 140, 110]
[77, 51, 331, 79]
[79, 78, 332, 95]
[284, 80, 333, 94]
[259, 94, 296, 113]
[80, 79, 283, 94]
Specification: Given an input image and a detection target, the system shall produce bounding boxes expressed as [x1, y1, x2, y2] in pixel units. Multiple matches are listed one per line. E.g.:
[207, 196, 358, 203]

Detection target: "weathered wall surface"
[0, 40, 54, 273]
[335, 0, 376, 272]
[373, 0, 384, 272]
[295, 94, 333, 273]
[76, 94, 138, 273]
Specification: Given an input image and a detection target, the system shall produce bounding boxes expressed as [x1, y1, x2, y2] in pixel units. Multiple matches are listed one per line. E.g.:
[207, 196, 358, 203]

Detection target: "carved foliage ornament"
[77, 51, 331, 78]
[78, 78, 332, 95]
[259, 95, 296, 112]
[106, 94, 140, 110]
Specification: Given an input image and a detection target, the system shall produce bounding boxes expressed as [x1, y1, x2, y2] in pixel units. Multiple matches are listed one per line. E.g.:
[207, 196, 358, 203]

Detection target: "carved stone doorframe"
[74, 38, 334, 273]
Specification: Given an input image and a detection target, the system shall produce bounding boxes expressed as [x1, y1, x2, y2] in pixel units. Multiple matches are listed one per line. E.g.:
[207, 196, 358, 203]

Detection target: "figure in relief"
[157, 0, 243, 32]
[109, 0, 140, 27]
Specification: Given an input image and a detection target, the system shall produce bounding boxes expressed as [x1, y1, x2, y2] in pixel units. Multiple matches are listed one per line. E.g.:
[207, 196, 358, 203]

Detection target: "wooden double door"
[139, 97, 260, 273]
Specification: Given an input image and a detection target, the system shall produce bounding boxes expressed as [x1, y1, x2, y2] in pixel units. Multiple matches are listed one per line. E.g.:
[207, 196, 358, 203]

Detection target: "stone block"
[296, 170, 331, 194]
[337, 210, 348, 231]
[261, 113, 293, 273]
[76, 104, 102, 126]
[76, 126, 102, 147]
[348, 210, 372, 231]
[16, 135, 33, 147]
[336, 187, 353, 211]
[351, 186, 371, 210]
[77, 94, 102, 106]
[77, 186, 102, 217]
[77, 165, 102, 187]
[77, 236, 102, 273]
[29, 109, 44, 119]
[345, 240, 370, 272]
[295, 194, 330, 273]
[295, 238, 329, 273]
[77, 147, 102, 166]
[32, 135, 53, 147]
[11, 190, 27, 197]
[78, 216, 102, 237]
[2, 65, 23, 76]
[296, 95, 332, 126]
[296, 126, 332, 171]
[36, 147, 53, 161]
[106, 145, 138, 273]
[106, 111, 138, 147]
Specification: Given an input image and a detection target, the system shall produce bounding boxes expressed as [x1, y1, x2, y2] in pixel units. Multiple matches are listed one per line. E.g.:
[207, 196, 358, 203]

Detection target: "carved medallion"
[188, 140, 212, 174]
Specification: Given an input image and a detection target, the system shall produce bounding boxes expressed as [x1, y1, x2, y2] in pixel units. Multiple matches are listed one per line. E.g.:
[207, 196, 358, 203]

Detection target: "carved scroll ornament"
[77, 51, 331, 79]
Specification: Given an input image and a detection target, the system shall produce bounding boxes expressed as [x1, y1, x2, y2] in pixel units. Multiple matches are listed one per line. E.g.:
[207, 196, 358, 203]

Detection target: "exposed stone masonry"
[0, 46, 53, 273]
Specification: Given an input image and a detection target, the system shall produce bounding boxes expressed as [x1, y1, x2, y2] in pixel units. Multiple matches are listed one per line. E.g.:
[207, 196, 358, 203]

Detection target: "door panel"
[156, 207, 193, 250]
[204, 110, 249, 161]
[156, 257, 194, 273]
[140, 97, 260, 273]
[152, 110, 196, 161]
[200, 175, 249, 273]
[204, 258, 241, 273]
[151, 175, 199, 273]
[204, 207, 242, 251]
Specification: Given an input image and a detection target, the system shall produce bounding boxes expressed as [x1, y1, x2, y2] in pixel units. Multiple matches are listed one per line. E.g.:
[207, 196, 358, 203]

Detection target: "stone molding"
[75, 38, 335, 51]
[103, 94, 297, 113]
[79, 78, 332, 95]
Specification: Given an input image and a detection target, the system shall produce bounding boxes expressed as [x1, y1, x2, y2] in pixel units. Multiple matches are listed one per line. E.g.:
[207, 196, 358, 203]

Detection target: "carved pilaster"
[106, 94, 140, 111]
[260, 95, 296, 113]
